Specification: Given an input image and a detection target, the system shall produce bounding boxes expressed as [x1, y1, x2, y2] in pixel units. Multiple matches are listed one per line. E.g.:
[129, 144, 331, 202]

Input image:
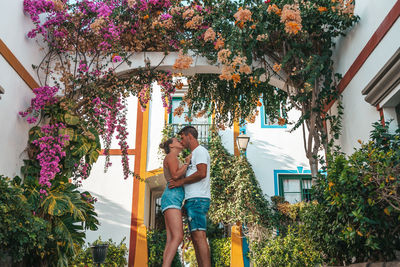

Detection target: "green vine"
[208, 130, 272, 235]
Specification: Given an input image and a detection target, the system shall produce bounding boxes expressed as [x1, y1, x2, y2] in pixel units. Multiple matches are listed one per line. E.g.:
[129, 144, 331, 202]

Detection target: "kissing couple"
[158, 126, 211, 267]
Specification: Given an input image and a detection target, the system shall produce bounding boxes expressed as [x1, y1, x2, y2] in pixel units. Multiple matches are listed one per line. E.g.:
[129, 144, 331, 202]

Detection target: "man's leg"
[191, 230, 210, 267]
[185, 198, 211, 267]
[191, 234, 202, 267]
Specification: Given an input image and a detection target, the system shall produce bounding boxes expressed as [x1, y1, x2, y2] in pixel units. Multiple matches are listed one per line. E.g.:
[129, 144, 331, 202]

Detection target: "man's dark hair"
[178, 126, 198, 139]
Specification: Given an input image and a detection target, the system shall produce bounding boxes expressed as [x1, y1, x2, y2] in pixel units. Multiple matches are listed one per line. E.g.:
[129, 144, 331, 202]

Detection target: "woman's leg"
[162, 209, 183, 267]
[163, 211, 172, 263]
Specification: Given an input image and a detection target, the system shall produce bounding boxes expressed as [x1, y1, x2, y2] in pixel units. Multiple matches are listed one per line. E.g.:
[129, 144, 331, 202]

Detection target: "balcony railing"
[170, 123, 212, 148]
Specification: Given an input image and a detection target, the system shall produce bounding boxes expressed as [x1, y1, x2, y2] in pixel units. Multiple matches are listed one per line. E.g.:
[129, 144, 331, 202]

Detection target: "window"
[278, 174, 312, 203]
[396, 103, 400, 129]
[169, 97, 212, 146]
[155, 197, 162, 215]
[170, 97, 210, 125]
[260, 100, 287, 128]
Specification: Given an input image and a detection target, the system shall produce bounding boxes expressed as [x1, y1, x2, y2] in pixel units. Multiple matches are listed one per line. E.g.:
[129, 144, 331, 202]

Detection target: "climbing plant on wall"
[208, 130, 272, 240]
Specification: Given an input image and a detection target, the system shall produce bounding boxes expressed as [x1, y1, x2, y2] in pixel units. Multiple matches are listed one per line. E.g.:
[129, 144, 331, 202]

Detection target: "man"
[169, 125, 211, 267]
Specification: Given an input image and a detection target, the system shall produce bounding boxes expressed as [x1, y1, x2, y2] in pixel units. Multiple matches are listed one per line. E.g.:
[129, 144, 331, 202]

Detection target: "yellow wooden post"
[129, 103, 150, 266]
[231, 224, 244, 267]
[135, 224, 148, 266]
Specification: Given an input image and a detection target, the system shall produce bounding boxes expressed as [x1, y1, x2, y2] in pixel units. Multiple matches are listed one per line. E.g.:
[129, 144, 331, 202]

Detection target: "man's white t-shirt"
[184, 145, 211, 200]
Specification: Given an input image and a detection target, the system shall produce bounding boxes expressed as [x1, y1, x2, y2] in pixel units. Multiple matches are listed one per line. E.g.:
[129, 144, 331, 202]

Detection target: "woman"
[159, 138, 191, 267]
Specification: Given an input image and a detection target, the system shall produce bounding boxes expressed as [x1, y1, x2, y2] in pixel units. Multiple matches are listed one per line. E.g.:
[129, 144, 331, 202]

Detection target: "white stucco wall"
[81, 96, 138, 247]
[245, 109, 309, 198]
[81, 155, 135, 246]
[332, 0, 400, 155]
[0, 0, 46, 177]
[147, 84, 166, 172]
[210, 108, 310, 199]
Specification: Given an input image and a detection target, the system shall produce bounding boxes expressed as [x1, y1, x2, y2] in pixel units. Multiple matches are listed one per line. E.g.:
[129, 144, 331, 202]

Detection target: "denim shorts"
[184, 198, 210, 232]
[161, 185, 185, 213]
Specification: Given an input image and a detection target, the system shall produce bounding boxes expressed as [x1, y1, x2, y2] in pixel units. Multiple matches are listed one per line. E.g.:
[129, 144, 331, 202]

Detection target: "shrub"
[0, 175, 48, 264]
[249, 226, 323, 267]
[305, 122, 400, 264]
[147, 229, 181, 267]
[210, 237, 231, 267]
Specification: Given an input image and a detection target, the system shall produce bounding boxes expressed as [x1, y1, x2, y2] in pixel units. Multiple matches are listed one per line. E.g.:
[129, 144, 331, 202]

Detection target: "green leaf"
[88, 150, 100, 164]
[64, 113, 80, 125]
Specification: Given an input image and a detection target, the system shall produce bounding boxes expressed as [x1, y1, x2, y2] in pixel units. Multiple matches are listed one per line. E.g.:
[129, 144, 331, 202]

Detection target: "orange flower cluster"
[175, 81, 184, 90]
[214, 37, 225, 50]
[231, 73, 241, 84]
[182, 8, 195, 19]
[234, 7, 252, 22]
[281, 4, 302, 35]
[90, 18, 105, 32]
[160, 18, 174, 30]
[219, 65, 234, 80]
[331, 0, 355, 16]
[185, 15, 203, 29]
[204, 27, 216, 42]
[273, 63, 281, 73]
[341, 3, 355, 15]
[184, 114, 193, 122]
[239, 64, 251, 74]
[173, 50, 193, 70]
[195, 110, 207, 118]
[267, 4, 281, 16]
[277, 117, 286, 126]
[250, 76, 261, 87]
[246, 110, 259, 124]
[127, 0, 135, 8]
[256, 34, 268, 41]
[218, 54, 252, 86]
[231, 55, 246, 67]
[216, 122, 226, 131]
[217, 49, 232, 64]
[318, 6, 328, 12]
[173, 106, 184, 117]
[51, 0, 65, 11]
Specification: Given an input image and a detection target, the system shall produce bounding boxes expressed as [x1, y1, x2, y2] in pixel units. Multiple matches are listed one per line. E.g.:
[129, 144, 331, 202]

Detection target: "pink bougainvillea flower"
[112, 55, 122, 62]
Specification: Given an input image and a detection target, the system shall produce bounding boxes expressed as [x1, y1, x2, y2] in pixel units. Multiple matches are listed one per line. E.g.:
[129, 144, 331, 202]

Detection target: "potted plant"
[91, 240, 109, 266]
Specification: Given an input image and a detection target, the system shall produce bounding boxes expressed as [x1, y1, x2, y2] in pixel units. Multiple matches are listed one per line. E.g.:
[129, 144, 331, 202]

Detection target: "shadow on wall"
[248, 138, 304, 169]
[246, 138, 308, 196]
[84, 193, 132, 245]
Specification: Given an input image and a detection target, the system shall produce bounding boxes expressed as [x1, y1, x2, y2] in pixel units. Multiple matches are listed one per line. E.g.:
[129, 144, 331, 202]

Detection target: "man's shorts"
[184, 198, 210, 232]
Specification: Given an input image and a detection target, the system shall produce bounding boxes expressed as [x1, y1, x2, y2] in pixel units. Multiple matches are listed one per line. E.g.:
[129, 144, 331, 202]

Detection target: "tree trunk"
[309, 157, 319, 182]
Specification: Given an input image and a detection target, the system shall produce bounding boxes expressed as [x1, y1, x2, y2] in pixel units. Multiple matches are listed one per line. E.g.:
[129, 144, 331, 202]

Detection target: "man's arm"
[168, 163, 207, 188]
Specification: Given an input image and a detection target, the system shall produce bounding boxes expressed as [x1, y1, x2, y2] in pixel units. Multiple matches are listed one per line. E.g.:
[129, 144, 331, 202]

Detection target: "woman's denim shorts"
[161, 185, 185, 213]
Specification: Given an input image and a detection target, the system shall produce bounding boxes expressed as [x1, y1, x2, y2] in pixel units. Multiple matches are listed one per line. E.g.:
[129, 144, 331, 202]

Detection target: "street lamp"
[236, 131, 250, 154]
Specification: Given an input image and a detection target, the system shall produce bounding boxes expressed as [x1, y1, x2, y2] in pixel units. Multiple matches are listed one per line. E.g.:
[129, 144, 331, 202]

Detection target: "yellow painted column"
[134, 105, 150, 266]
[135, 224, 149, 266]
[231, 224, 244, 267]
[128, 103, 150, 267]
[233, 121, 240, 157]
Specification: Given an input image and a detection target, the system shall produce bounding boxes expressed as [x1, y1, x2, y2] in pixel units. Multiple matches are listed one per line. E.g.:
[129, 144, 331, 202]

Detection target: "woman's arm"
[165, 154, 191, 180]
